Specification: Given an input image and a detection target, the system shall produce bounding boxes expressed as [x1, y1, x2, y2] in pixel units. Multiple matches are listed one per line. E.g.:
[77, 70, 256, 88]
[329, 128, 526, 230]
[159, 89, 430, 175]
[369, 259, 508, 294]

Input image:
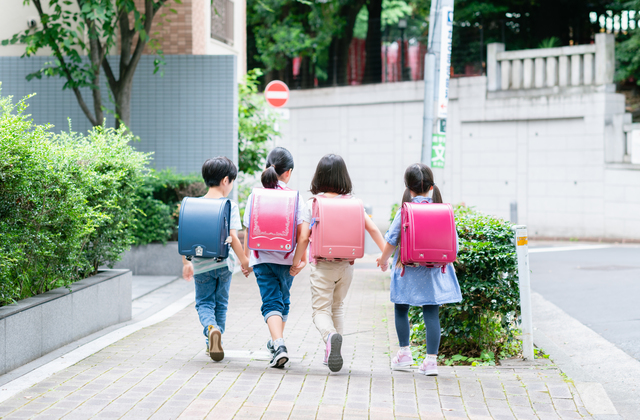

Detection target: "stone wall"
[277, 63, 640, 239]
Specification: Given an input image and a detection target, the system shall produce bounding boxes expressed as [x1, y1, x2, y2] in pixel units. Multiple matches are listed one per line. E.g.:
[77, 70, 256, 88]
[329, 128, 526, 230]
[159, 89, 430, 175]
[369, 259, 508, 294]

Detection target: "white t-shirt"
[242, 181, 305, 267]
[192, 200, 242, 275]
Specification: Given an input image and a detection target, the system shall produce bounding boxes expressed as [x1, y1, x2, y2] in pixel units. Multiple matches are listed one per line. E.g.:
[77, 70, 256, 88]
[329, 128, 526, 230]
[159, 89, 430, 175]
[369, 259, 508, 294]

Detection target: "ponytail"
[261, 165, 279, 189]
[261, 147, 295, 189]
[432, 185, 443, 203]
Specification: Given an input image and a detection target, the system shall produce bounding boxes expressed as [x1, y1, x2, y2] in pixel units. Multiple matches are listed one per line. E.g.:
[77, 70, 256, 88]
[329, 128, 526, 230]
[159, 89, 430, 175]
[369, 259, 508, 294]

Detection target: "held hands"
[376, 255, 389, 272]
[240, 260, 252, 278]
[182, 261, 194, 281]
[289, 260, 306, 276]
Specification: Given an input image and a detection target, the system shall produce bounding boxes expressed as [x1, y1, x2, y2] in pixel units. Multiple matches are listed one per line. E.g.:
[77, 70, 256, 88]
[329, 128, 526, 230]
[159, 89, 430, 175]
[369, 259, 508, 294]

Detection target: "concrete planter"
[0, 269, 131, 375]
[114, 242, 182, 276]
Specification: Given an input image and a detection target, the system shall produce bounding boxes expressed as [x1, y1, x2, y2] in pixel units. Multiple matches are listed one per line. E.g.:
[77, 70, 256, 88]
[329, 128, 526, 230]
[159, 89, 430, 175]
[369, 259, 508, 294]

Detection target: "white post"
[513, 225, 534, 361]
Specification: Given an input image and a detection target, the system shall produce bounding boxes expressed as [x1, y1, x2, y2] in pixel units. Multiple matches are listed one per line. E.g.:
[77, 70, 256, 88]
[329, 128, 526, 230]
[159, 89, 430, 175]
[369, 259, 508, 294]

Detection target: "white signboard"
[437, 8, 453, 119]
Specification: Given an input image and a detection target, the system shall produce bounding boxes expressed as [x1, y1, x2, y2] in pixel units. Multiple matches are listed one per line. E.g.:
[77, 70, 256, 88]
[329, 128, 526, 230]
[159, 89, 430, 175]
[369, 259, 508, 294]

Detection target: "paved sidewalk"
[0, 267, 594, 419]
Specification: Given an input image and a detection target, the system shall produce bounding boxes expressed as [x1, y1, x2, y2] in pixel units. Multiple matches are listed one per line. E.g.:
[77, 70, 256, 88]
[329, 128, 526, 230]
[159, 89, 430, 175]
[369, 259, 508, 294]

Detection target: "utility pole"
[421, 0, 454, 167]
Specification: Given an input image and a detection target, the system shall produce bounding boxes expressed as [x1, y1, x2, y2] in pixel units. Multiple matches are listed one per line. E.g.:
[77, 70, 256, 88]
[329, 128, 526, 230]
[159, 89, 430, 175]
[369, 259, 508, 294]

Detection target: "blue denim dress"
[384, 196, 462, 306]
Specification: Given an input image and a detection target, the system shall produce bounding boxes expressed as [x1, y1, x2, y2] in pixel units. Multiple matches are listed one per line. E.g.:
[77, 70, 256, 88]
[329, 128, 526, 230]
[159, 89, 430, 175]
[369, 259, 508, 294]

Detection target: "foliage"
[616, 30, 640, 85]
[131, 169, 206, 245]
[238, 69, 279, 175]
[406, 205, 521, 362]
[2, 0, 178, 127]
[0, 90, 148, 306]
[538, 36, 561, 49]
[353, 0, 413, 39]
[389, 203, 400, 223]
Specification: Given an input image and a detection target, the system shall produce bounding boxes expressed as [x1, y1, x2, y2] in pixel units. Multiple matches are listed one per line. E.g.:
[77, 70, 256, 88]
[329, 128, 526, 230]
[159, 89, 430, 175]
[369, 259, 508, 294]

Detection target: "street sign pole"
[421, 0, 454, 168]
[513, 225, 535, 361]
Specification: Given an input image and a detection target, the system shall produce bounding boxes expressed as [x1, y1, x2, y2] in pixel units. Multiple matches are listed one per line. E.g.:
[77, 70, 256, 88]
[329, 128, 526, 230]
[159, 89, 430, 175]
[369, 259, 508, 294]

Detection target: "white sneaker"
[418, 356, 438, 376]
[391, 349, 414, 370]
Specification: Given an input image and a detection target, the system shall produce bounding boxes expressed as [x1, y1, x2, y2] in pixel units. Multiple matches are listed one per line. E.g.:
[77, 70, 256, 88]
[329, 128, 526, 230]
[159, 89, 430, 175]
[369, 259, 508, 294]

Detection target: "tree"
[3, 0, 177, 128]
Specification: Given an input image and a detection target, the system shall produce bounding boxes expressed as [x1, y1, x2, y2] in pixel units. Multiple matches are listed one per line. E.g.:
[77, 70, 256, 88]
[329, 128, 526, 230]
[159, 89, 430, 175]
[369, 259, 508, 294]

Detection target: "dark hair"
[261, 147, 295, 189]
[201, 156, 237, 187]
[403, 163, 442, 203]
[310, 154, 353, 195]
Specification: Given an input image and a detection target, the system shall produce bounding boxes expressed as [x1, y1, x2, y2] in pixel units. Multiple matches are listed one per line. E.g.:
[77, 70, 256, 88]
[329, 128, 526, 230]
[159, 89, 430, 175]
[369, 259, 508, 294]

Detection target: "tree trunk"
[114, 79, 132, 129]
[327, 0, 366, 86]
[363, 0, 382, 84]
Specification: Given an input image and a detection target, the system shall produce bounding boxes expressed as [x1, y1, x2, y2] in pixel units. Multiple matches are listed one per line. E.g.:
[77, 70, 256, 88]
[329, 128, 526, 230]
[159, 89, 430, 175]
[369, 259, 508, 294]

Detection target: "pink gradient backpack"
[400, 201, 457, 275]
[309, 195, 365, 261]
[247, 186, 299, 258]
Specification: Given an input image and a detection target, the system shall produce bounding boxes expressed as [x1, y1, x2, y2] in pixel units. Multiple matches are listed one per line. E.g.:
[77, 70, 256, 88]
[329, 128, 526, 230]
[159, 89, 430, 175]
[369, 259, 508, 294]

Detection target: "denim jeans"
[194, 267, 232, 340]
[253, 263, 294, 322]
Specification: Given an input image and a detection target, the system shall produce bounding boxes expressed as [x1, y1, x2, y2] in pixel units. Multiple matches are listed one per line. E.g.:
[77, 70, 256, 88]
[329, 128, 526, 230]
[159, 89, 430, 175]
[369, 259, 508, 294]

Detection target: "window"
[211, 0, 234, 45]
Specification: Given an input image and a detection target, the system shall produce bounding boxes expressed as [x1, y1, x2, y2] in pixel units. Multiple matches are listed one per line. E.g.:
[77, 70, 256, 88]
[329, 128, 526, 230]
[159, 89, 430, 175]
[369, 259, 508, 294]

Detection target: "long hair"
[261, 147, 295, 189]
[396, 163, 443, 269]
[309, 154, 353, 195]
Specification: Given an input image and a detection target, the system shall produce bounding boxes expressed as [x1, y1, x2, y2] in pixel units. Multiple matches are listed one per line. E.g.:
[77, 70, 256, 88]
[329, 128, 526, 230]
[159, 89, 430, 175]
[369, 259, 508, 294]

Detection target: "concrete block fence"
[0, 269, 131, 375]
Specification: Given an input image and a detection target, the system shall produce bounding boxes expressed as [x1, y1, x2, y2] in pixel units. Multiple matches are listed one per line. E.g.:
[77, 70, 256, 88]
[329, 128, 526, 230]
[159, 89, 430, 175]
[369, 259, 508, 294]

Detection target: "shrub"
[131, 169, 206, 245]
[405, 204, 521, 361]
[0, 91, 148, 305]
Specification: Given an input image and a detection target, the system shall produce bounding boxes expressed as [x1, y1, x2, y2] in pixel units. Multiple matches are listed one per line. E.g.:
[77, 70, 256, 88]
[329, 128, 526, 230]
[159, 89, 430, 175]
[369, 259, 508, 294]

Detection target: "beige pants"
[310, 260, 355, 342]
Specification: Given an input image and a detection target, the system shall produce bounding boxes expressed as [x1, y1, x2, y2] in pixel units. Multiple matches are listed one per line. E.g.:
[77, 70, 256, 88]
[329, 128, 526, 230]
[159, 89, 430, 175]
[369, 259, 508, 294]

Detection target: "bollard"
[513, 225, 534, 361]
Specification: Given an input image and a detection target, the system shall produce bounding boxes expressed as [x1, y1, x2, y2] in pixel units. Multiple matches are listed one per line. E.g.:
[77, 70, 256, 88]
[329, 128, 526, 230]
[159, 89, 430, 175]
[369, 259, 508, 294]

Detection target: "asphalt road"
[529, 244, 640, 361]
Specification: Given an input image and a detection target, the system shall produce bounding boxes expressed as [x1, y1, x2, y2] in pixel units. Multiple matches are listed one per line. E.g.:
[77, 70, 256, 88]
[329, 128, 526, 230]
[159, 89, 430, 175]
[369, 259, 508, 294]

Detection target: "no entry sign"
[264, 80, 289, 108]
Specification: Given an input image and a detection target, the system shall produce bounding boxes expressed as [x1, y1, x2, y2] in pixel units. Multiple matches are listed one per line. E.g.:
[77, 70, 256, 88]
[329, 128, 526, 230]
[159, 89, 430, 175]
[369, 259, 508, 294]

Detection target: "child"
[290, 154, 387, 373]
[376, 163, 462, 376]
[182, 156, 250, 362]
[242, 147, 307, 368]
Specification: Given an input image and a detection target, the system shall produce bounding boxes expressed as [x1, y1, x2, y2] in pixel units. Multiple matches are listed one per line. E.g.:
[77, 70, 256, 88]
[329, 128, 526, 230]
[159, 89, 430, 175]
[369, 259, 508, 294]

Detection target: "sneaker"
[326, 333, 343, 373]
[266, 339, 275, 356]
[418, 356, 438, 376]
[208, 325, 224, 362]
[391, 348, 414, 370]
[270, 345, 289, 368]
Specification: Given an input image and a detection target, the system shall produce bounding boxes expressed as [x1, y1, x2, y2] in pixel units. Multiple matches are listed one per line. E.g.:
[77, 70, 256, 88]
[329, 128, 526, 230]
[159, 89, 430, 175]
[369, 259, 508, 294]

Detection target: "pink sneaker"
[418, 356, 438, 376]
[325, 333, 343, 372]
[391, 349, 414, 370]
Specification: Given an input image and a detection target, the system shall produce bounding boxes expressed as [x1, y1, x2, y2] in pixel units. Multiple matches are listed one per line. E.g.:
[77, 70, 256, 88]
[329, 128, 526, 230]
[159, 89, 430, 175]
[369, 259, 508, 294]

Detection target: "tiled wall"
[0, 55, 237, 174]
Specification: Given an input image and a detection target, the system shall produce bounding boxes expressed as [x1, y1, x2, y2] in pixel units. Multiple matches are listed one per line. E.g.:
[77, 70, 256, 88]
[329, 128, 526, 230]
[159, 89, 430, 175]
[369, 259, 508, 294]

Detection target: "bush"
[405, 204, 521, 362]
[131, 169, 206, 245]
[0, 91, 148, 305]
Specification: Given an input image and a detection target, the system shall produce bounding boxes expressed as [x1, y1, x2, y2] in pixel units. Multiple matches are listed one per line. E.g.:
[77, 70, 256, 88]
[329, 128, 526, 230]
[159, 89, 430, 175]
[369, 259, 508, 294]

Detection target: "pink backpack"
[247, 186, 299, 258]
[400, 202, 457, 275]
[309, 195, 365, 261]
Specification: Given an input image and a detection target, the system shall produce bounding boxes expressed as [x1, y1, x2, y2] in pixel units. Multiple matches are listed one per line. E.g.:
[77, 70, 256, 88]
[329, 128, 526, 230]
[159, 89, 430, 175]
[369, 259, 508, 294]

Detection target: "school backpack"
[309, 195, 365, 261]
[178, 197, 231, 260]
[400, 201, 457, 275]
[247, 187, 299, 258]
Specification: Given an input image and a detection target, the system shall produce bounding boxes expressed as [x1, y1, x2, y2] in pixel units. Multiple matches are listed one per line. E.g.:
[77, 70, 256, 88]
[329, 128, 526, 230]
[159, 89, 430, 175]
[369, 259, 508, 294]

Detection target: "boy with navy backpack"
[182, 157, 249, 362]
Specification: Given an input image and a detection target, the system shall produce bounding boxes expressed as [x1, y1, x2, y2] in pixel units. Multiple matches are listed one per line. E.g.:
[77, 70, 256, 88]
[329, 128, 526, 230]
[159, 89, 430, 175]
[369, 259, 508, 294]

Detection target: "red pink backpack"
[247, 186, 299, 258]
[400, 201, 457, 275]
[309, 195, 365, 261]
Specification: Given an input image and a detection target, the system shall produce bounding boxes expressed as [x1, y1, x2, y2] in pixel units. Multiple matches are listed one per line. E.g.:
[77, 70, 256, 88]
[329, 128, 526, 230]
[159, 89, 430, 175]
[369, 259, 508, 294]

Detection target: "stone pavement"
[0, 266, 594, 419]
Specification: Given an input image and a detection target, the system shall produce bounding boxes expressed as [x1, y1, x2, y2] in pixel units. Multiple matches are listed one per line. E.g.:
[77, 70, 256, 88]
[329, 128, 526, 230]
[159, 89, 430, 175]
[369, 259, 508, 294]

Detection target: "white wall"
[0, 1, 64, 56]
[278, 77, 640, 240]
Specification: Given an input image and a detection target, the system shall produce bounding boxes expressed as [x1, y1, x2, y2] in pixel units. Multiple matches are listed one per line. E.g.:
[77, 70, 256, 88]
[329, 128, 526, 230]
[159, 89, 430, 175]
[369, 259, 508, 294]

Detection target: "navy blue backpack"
[178, 197, 231, 260]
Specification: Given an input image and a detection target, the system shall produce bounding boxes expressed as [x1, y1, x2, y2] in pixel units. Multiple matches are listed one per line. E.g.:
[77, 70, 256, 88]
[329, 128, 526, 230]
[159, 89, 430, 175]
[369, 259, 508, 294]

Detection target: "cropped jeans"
[253, 263, 294, 323]
[194, 267, 232, 341]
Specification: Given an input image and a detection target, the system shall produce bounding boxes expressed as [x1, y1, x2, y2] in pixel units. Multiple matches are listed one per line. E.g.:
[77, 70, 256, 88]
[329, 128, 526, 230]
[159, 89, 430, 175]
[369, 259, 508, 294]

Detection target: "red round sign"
[264, 80, 289, 108]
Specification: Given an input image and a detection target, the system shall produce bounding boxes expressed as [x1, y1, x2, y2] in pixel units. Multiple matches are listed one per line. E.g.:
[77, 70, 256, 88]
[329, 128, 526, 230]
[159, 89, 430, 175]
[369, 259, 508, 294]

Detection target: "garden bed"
[0, 269, 131, 375]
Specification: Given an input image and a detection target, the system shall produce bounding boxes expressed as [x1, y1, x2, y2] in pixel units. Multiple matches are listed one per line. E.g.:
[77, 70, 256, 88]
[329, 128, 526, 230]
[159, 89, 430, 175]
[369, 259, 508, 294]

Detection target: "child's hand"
[182, 261, 194, 281]
[241, 266, 253, 277]
[289, 260, 306, 276]
[376, 256, 389, 272]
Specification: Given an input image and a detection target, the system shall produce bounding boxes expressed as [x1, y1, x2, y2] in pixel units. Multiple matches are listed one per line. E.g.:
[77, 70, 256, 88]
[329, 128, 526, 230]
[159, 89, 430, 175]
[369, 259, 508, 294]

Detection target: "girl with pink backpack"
[242, 147, 307, 369]
[290, 154, 387, 373]
[376, 163, 462, 376]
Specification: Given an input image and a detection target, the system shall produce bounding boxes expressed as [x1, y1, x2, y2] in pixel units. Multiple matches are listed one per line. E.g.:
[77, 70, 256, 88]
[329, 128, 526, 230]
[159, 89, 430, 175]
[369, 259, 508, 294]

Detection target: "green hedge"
[0, 92, 148, 306]
[131, 170, 206, 245]
[404, 205, 521, 362]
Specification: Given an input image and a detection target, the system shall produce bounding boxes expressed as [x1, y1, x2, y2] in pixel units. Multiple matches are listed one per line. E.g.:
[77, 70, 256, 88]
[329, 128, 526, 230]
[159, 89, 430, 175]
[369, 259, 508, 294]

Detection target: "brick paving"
[0, 267, 593, 419]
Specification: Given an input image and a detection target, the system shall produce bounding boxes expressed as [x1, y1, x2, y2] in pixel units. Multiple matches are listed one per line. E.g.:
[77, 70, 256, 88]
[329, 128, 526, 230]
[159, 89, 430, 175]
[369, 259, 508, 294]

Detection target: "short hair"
[309, 154, 353, 195]
[201, 156, 237, 187]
